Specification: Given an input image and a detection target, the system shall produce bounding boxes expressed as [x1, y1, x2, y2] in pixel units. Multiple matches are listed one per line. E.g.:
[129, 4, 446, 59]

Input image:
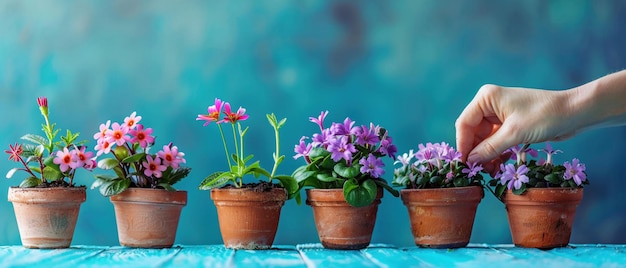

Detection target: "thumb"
[466, 126, 517, 164]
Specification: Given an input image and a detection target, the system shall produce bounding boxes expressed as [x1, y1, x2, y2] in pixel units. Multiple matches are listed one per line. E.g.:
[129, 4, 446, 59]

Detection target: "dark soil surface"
[221, 181, 283, 192]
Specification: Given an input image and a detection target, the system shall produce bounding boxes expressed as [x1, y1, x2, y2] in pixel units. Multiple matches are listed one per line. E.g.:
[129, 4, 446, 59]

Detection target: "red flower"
[5, 143, 23, 162]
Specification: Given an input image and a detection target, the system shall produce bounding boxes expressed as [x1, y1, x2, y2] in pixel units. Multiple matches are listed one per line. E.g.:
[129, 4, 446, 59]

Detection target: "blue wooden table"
[1, 243, 624, 267]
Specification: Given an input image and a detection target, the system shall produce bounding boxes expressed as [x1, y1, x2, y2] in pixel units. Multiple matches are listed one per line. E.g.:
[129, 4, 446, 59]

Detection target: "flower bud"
[37, 97, 48, 117]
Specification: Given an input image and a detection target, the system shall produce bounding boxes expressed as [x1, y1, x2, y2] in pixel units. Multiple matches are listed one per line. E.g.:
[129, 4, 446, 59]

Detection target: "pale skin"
[455, 69, 626, 174]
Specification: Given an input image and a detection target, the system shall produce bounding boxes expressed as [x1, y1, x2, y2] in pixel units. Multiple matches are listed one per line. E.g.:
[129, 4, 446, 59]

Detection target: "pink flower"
[37, 96, 48, 117]
[95, 139, 113, 156]
[222, 102, 249, 123]
[129, 124, 155, 148]
[106, 122, 130, 146]
[93, 120, 111, 140]
[124, 112, 142, 130]
[197, 98, 224, 126]
[53, 148, 75, 172]
[142, 155, 167, 178]
[157, 144, 186, 168]
[72, 146, 94, 168]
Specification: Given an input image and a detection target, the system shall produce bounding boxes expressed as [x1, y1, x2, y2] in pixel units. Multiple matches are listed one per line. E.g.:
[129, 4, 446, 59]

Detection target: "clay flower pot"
[306, 188, 382, 250]
[211, 187, 287, 249]
[110, 188, 187, 248]
[7, 187, 86, 249]
[401, 186, 483, 248]
[503, 188, 583, 249]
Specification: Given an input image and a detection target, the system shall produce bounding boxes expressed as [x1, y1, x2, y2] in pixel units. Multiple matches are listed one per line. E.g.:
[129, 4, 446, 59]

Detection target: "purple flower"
[563, 158, 586, 185]
[539, 142, 562, 165]
[354, 125, 380, 146]
[359, 153, 385, 178]
[330, 117, 356, 136]
[498, 164, 529, 190]
[441, 146, 462, 163]
[294, 136, 312, 160]
[311, 129, 332, 147]
[309, 110, 328, 132]
[415, 143, 441, 165]
[378, 136, 397, 160]
[327, 136, 356, 164]
[462, 162, 483, 178]
[506, 145, 538, 164]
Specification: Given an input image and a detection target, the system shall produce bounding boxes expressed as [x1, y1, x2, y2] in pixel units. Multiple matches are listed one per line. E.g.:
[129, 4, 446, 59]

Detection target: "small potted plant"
[196, 98, 297, 250]
[91, 112, 191, 248]
[5, 97, 95, 248]
[488, 142, 588, 249]
[292, 111, 399, 250]
[392, 142, 485, 248]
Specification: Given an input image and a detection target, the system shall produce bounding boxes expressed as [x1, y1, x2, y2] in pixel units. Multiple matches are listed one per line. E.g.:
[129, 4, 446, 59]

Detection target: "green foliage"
[487, 143, 590, 201]
[292, 116, 399, 207]
[197, 111, 298, 200]
[6, 97, 92, 188]
[90, 113, 191, 196]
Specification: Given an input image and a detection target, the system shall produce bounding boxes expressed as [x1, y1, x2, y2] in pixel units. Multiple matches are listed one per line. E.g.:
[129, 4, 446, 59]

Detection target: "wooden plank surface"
[1, 244, 625, 267]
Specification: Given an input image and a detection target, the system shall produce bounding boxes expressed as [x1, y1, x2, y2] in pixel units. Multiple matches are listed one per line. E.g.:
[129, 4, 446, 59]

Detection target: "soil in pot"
[306, 188, 382, 250]
[401, 186, 483, 248]
[503, 188, 583, 249]
[110, 188, 187, 248]
[211, 182, 287, 249]
[8, 186, 86, 249]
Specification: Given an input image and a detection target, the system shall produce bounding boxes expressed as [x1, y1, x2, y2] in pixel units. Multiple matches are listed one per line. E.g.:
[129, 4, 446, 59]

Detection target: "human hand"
[455, 84, 578, 175]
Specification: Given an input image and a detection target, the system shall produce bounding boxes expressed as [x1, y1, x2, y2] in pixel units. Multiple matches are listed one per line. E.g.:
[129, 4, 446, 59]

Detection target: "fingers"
[466, 121, 519, 165]
[455, 84, 500, 162]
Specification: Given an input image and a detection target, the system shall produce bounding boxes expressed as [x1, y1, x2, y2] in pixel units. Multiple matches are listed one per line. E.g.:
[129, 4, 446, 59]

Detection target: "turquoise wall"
[1, 0, 625, 247]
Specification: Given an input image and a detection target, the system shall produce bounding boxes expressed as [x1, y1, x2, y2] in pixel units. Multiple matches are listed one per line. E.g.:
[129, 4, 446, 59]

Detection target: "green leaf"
[416, 175, 429, 186]
[100, 178, 131, 196]
[512, 184, 527, 195]
[316, 173, 340, 182]
[6, 168, 20, 179]
[162, 167, 191, 186]
[274, 175, 299, 199]
[158, 183, 177, 192]
[198, 171, 232, 190]
[495, 184, 506, 200]
[98, 158, 120, 170]
[545, 173, 561, 184]
[113, 166, 127, 179]
[429, 175, 443, 185]
[343, 178, 377, 207]
[122, 152, 146, 164]
[20, 134, 48, 147]
[453, 177, 469, 187]
[333, 162, 360, 179]
[43, 166, 62, 181]
[19, 177, 41, 188]
[374, 179, 399, 197]
[292, 166, 316, 183]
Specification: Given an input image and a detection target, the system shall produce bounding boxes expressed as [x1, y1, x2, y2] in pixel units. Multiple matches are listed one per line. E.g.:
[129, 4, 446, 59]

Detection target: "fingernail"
[467, 154, 482, 164]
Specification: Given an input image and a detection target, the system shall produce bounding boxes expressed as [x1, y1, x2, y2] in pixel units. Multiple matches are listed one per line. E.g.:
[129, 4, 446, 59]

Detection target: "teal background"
[1, 0, 625, 247]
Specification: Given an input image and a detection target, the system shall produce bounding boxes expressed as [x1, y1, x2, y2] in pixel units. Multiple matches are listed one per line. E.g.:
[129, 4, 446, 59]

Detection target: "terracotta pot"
[401, 186, 483, 248]
[503, 188, 583, 249]
[306, 188, 382, 250]
[211, 187, 287, 249]
[7, 186, 86, 249]
[110, 188, 187, 248]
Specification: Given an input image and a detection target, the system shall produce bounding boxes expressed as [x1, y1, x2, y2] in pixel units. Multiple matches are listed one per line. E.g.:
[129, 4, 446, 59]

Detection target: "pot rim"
[110, 187, 188, 205]
[8, 186, 87, 203]
[502, 187, 583, 204]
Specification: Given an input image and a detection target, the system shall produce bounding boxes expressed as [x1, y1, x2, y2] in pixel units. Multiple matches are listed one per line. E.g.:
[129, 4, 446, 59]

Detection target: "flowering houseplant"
[196, 98, 297, 197]
[392, 142, 485, 189]
[90, 112, 191, 196]
[6, 97, 95, 187]
[488, 142, 589, 200]
[292, 111, 399, 207]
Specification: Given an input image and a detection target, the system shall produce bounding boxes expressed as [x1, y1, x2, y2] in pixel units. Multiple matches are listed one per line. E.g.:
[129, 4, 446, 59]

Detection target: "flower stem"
[217, 124, 232, 168]
[269, 121, 280, 179]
